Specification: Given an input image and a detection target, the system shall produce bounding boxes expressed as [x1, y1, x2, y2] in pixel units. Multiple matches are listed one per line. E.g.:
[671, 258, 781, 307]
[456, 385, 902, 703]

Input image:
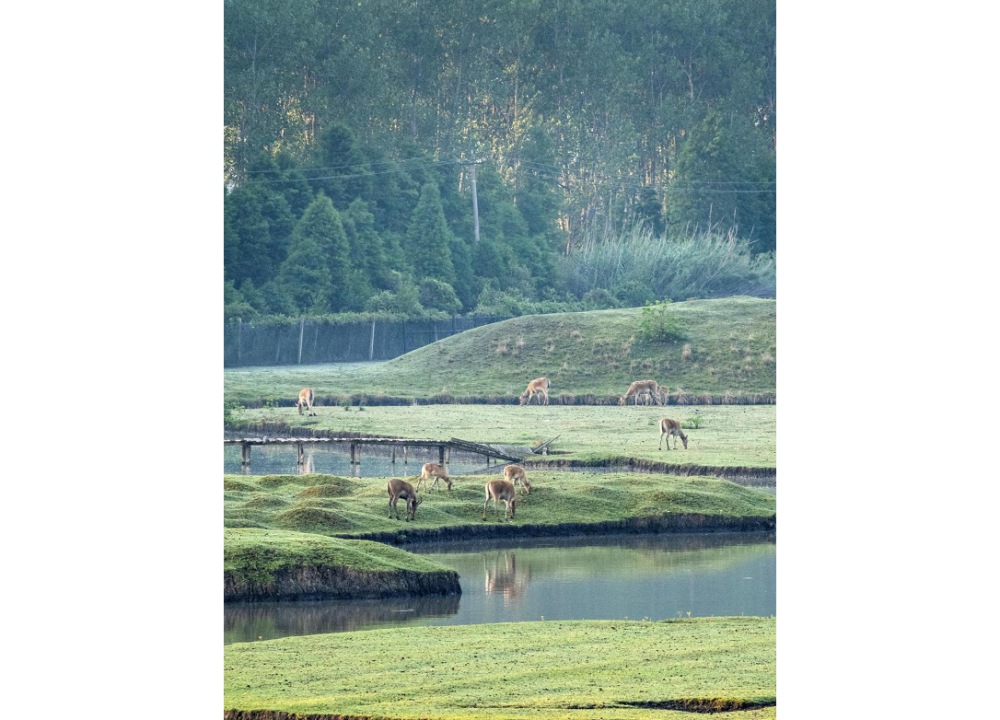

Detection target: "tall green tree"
[311, 123, 373, 208]
[290, 194, 353, 311]
[404, 183, 455, 281]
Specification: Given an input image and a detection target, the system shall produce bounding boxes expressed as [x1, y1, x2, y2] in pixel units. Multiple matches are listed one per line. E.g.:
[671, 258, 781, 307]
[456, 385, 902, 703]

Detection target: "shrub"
[364, 282, 424, 315]
[582, 288, 620, 309]
[638, 300, 687, 344]
[418, 278, 462, 314]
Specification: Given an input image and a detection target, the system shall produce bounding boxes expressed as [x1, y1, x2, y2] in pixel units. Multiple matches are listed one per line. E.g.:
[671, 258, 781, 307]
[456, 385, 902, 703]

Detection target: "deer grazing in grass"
[503, 464, 532, 495]
[619, 380, 667, 406]
[387, 478, 423, 521]
[297, 387, 317, 416]
[659, 418, 689, 450]
[417, 462, 452, 491]
[519, 377, 550, 406]
[483, 479, 517, 522]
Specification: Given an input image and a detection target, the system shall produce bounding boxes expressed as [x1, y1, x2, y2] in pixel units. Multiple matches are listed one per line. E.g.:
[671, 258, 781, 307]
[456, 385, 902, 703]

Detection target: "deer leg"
[483, 496, 491, 520]
[659, 431, 664, 450]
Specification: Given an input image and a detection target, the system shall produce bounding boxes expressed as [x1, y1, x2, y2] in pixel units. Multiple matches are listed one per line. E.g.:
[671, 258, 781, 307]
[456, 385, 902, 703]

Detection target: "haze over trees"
[224, 0, 776, 319]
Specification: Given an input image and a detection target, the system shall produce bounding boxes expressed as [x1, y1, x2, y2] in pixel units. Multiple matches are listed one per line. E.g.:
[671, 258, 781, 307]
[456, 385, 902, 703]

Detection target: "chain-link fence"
[224, 315, 510, 367]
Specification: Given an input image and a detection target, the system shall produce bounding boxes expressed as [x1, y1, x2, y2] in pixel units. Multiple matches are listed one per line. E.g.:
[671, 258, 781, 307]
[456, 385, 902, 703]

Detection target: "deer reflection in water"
[482, 552, 532, 604]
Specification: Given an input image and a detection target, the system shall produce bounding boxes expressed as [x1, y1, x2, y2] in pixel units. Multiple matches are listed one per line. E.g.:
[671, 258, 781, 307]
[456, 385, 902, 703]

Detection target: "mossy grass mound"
[224, 471, 775, 540]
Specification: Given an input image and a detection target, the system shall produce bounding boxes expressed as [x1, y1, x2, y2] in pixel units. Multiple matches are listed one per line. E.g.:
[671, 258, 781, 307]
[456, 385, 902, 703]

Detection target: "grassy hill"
[224, 297, 775, 405]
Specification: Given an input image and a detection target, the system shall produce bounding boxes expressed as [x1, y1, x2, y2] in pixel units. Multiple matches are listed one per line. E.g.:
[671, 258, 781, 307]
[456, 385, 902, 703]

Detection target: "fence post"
[236, 318, 242, 365]
[402, 320, 407, 353]
[369, 319, 375, 361]
[297, 316, 305, 364]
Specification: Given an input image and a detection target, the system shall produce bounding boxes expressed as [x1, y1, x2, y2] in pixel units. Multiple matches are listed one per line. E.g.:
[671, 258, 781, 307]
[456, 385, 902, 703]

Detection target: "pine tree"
[404, 183, 455, 281]
[344, 199, 389, 288]
[312, 123, 373, 208]
[292, 194, 353, 311]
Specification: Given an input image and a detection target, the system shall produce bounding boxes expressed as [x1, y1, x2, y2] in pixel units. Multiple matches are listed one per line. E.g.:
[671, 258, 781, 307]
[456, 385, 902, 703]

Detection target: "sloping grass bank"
[225, 528, 460, 602]
[224, 618, 776, 720]
[224, 297, 776, 405]
[224, 471, 776, 544]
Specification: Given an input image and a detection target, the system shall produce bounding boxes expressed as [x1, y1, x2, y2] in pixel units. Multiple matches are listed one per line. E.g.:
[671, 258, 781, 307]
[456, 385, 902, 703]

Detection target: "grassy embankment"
[224, 528, 460, 601]
[224, 297, 776, 405]
[224, 471, 776, 544]
[228, 403, 776, 471]
[224, 618, 776, 720]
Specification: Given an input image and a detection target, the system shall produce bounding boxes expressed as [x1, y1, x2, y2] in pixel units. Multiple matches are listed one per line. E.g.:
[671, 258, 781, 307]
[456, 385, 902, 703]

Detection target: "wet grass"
[229, 404, 776, 469]
[224, 617, 776, 719]
[224, 471, 775, 537]
[224, 297, 776, 405]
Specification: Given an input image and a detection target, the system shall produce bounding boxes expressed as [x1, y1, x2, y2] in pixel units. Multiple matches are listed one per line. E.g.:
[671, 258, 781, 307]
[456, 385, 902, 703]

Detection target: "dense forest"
[224, 0, 776, 319]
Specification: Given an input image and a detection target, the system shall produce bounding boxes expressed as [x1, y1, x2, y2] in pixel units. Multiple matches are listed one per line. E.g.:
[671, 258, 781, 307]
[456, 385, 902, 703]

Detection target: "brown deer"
[659, 418, 689, 450]
[619, 380, 667, 406]
[519, 377, 550, 406]
[387, 478, 423, 521]
[483, 479, 517, 522]
[503, 464, 532, 495]
[297, 388, 317, 416]
[417, 462, 452, 491]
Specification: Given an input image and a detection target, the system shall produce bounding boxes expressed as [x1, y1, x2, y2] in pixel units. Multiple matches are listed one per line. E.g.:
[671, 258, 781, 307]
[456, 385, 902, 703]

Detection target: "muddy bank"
[336, 513, 776, 546]
[224, 566, 460, 603]
[523, 457, 776, 483]
[236, 391, 776, 409]
[222, 699, 778, 720]
[225, 712, 372, 720]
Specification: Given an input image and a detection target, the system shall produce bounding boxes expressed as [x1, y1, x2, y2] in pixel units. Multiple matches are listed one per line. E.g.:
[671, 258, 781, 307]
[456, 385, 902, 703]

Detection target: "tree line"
[224, 0, 775, 319]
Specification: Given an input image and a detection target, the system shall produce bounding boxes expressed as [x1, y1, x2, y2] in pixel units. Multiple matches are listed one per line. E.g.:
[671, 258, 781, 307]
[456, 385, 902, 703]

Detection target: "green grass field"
[224, 471, 775, 538]
[229, 403, 776, 469]
[225, 618, 776, 719]
[224, 297, 776, 404]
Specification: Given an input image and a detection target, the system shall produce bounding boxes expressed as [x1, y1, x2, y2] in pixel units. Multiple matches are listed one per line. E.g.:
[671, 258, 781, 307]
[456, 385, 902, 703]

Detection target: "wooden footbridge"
[224, 435, 555, 470]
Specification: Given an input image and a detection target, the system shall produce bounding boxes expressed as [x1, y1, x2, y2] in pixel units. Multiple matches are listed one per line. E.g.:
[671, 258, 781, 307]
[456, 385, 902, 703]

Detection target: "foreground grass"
[225, 297, 776, 404]
[224, 471, 775, 537]
[229, 403, 776, 469]
[225, 618, 776, 719]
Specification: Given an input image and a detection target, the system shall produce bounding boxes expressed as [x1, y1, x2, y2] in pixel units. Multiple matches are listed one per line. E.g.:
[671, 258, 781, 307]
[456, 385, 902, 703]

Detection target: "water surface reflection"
[225, 531, 775, 644]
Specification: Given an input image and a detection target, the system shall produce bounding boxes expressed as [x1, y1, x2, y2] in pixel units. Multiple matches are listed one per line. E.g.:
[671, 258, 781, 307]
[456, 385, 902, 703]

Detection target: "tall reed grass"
[565, 224, 775, 302]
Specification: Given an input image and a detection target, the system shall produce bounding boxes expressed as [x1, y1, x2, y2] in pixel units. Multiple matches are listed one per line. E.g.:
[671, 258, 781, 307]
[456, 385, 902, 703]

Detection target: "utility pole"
[468, 161, 481, 245]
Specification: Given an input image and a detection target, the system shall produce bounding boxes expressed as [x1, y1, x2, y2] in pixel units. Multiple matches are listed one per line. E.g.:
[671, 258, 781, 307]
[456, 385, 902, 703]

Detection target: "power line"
[239, 159, 464, 186]
[514, 163, 775, 193]
[245, 155, 457, 175]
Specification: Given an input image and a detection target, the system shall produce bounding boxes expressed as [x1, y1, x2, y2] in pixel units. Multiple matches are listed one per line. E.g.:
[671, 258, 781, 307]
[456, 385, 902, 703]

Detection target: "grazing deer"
[659, 418, 689, 450]
[503, 464, 532, 495]
[387, 478, 423, 521]
[297, 387, 317, 416]
[417, 462, 452, 491]
[519, 377, 550, 406]
[619, 380, 667, 406]
[483, 479, 517, 522]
